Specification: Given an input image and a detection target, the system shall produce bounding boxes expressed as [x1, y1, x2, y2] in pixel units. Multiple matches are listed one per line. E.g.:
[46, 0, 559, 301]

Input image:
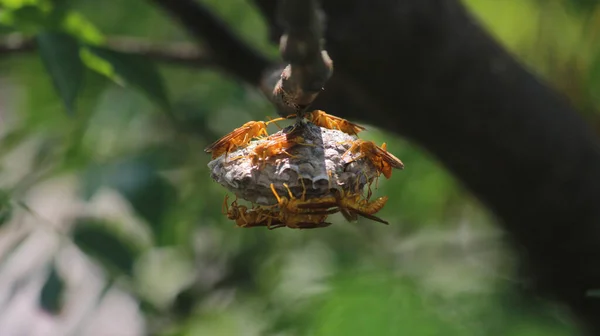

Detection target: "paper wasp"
[222, 195, 285, 229]
[244, 127, 314, 167]
[304, 110, 366, 136]
[269, 181, 339, 229]
[285, 110, 366, 136]
[343, 140, 404, 179]
[297, 189, 390, 225]
[205, 118, 286, 159]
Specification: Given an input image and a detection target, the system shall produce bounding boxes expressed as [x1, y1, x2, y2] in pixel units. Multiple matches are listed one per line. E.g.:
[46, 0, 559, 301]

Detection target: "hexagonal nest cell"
[208, 121, 379, 205]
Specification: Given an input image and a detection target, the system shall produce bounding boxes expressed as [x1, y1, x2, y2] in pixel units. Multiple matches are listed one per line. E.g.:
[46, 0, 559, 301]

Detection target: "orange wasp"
[298, 189, 390, 225]
[205, 118, 286, 159]
[222, 195, 285, 229]
[285, 110, 366, 136]
[342, 140, 404, 179]
[305, 110, 366, 136]
[245, 128, 314, 167]
[269, 182, 339, 229]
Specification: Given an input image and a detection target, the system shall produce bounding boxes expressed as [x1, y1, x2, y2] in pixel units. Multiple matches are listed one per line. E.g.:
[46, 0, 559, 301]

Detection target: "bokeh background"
[0, 0, 599, 335]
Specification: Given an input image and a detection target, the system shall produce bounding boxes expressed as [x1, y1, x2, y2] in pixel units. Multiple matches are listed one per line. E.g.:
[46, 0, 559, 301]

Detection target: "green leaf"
[60, 11, 104, 44]
[72, 219, 139, 276]
[0, 0, 44, 10]
[79, 47, 120, 83]
[87, 46, 170, 110]
[0, 5, 48, 32]
[36, 31, 84, 115]
[39, 262, 65, 314]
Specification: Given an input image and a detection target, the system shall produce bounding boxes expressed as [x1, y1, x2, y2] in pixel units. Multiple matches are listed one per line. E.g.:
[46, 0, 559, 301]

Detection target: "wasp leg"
[228, 154, 247, 162]
[283, 183, 296, 200]
[238, 208, 250, 227]
[270, 183, 284, 205]
[222, 194, 230, 215]
[280, 149, 299, 158]
[366, 179, 374, 201]
[266, 116, 286, 130]
[299, 178, 307, 201]
[341, 143, 360, 161]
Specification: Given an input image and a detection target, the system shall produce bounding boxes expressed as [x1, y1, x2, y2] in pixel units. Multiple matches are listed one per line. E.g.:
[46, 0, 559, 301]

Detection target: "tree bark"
[255, 0, 600, 334]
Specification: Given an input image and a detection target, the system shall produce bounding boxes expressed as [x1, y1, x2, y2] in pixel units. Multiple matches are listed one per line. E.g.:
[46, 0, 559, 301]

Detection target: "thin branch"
[0, 34, 36, 54]
[0, 33, 213, 67]
[147, 0, 271, 85]
[260, 0, 333, 117]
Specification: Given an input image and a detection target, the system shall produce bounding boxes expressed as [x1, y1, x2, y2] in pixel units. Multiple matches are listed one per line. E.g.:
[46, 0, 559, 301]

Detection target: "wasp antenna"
[266, 116, 286, 129]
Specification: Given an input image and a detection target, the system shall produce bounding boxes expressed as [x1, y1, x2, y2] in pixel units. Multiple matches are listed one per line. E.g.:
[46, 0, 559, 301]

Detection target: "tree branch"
[260, 0, 333, 117]
[147, 0, 271, 85]
[0, 33, 213, 67]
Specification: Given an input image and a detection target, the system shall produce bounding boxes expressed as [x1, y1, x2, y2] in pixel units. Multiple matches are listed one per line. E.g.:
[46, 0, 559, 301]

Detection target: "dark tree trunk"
[256, 0, 600, 334]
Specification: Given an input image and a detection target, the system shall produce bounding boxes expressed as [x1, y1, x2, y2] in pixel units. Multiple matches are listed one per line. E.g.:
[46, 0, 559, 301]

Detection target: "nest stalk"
[261, 0, 333, 118]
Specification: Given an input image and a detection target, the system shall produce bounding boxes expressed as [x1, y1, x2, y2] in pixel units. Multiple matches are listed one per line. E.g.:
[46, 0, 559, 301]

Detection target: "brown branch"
[0, 33, 213, 67]
[147, 0, 271, 85]
[260, 0, 333, 117]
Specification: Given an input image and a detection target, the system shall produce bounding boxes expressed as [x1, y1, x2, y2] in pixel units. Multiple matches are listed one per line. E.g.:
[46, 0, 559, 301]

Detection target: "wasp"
[205, 118, 286, 159]
[304, 110, 366, 136]
[245, 128, 314, 167]
[269, 181, 338, 229]
[342, 140, 404, 179]
[222, 195, 285, 229]
[298, 189, 390, 225]
[285, 110, 365, 136]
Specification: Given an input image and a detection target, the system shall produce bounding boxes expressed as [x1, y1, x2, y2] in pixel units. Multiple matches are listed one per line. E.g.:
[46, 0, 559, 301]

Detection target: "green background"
[0, 0, 598, 334]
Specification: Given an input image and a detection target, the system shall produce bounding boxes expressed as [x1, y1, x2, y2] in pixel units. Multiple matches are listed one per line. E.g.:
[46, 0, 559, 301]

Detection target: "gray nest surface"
[208, 122, 379, 205]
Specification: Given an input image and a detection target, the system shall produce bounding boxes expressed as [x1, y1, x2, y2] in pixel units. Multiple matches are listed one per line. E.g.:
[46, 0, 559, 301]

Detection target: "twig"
[147, 0, 270, 85]
[104, 36, 212, 67]
[0, 34, 37, 54]
[0, 33, 212, 67]
[260, 0, 333, 117]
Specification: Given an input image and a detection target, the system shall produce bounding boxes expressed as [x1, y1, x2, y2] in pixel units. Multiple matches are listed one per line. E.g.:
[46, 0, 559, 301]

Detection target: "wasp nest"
[206, 111, 404, 229]
[208, 122, 376, 204]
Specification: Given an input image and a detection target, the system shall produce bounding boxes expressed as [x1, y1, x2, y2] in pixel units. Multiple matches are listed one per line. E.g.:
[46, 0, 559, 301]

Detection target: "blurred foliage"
[0, 0, 597, 335]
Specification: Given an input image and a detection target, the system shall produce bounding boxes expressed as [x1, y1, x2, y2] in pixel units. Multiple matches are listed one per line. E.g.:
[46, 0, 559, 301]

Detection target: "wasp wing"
[375, 146, 404, 169]
[353, 211, 389, 225]
[204, 124, 253, 153]
[296, 222, 333, 229]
